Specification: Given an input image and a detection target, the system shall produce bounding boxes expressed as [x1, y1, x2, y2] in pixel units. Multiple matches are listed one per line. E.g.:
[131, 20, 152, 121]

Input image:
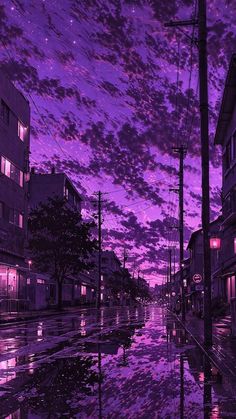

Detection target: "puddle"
[0, 306, 236, 418]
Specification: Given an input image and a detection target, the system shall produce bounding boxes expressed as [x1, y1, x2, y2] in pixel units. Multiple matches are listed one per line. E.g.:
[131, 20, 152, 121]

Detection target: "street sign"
[195, 284, 203, 291]
[193, 273, 202, 283]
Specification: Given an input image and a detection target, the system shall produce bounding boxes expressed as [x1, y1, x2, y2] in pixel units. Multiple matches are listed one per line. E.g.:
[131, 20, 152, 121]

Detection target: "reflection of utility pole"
[98, 342, 102, 419]
[203, 355, 212, 419]
[180, 354, 184, 419]
[168, 248, 172, 308]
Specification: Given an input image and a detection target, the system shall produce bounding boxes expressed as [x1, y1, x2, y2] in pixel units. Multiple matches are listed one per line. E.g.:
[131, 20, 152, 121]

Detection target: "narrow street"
[0, 305, 236, 418]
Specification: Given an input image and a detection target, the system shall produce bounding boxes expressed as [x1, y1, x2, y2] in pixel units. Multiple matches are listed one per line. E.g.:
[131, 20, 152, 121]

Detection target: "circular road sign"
[193, 273, 202, 284]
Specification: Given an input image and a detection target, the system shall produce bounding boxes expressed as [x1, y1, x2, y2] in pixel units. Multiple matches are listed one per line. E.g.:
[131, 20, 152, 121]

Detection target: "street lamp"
[28, 260, 32, 271]
[210, 237, 221, 250]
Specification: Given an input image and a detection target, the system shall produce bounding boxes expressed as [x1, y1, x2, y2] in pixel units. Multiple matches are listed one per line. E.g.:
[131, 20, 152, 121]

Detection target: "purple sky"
[0, 0, 234, 285]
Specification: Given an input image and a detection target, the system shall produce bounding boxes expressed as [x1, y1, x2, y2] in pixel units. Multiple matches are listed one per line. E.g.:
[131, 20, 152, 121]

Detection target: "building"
[0, 72, 30, 264]
[29, 168, 82, 212]
[187, 218, 222, 315]
[0, 71, 30, 310]
[28, 169, 96, 308]
[214, 53, 236, 306]
[100, 250, 123, 304]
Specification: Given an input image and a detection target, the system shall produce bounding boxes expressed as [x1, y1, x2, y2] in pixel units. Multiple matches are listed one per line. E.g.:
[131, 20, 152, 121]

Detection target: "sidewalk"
[174, 311, 236, 380]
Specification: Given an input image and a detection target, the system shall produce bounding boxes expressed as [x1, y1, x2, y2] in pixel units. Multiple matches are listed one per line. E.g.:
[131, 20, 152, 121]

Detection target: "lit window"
[64, 186, 69, 200]
[27, 278, 31, 285]
[1, 156, 23, 187]
[37, 279, 45, 284]
[19, 213, 23, 228]
[81, 285, 86, 296]
[0, 100, 9, 125]
[18, 121, 26, 141]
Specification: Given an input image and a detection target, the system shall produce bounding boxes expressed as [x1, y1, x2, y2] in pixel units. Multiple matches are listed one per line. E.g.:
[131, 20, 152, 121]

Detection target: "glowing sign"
[193, 274, 202, 283]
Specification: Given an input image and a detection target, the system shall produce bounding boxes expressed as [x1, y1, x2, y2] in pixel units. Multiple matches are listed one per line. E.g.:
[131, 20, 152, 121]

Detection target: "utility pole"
[122, 248, 128, 305]
[173, 145, 186, 321]
[165, 0, 212, 346]
[123, 247, 127, 269]
[94, 191, 103, 309]
[198, 0, 212, 347]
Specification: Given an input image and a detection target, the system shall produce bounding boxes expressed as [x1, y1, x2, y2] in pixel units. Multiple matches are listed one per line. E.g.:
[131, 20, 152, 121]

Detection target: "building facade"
[28, 169, 96, 309]
[0, 72, 30, 310]
[29, 168, 82, 212]
[214, 53, 236, 307]
[0, 72, 30, 265]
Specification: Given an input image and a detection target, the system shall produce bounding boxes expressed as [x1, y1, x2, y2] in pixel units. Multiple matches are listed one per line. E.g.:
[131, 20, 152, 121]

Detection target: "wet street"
[1, 305, 236, 418]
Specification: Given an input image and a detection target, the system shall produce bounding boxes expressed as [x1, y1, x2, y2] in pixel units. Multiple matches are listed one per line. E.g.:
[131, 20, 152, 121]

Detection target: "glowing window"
[1, 156, 23, 187]
[18, 121, 26, 141]
[37, 279, 45, 284]
[81, 285, 86, 296]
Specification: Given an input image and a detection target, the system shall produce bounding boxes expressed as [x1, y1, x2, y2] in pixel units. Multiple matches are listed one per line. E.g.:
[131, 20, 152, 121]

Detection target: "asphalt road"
[0, 305, 236, 418]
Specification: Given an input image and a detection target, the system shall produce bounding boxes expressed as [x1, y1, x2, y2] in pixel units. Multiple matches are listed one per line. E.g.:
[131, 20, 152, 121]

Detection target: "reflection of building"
[0, 71, 30, 309]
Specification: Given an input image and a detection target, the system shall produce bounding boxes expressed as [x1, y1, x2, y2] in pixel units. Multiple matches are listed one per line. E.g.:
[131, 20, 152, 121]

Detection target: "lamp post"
[28, 260, 32, 271]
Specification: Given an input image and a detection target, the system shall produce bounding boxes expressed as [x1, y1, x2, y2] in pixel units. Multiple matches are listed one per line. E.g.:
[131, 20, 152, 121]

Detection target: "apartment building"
[0, 71, 30, 310]
[214, 53, 236, 304]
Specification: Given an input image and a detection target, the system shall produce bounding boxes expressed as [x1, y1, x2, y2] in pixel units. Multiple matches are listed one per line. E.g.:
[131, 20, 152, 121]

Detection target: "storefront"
[0, 264, 28, 311]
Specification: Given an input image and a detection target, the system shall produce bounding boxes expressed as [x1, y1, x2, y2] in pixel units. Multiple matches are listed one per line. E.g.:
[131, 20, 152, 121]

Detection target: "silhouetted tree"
[28, 197, 97, 309]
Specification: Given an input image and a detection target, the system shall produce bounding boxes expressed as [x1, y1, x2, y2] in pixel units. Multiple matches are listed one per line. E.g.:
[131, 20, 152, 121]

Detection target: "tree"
[28, 197, 97, 309]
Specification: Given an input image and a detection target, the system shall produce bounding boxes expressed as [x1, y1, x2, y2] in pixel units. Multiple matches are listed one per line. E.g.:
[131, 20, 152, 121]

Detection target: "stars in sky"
[1, 0, 231, 285]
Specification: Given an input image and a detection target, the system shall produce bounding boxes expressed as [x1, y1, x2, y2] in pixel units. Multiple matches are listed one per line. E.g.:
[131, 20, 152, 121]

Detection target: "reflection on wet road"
[1, 305, 236, 418]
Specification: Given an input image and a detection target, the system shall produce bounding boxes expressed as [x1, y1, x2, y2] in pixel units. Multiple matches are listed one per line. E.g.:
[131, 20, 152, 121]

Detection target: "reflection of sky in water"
[0, 306, 234, 418]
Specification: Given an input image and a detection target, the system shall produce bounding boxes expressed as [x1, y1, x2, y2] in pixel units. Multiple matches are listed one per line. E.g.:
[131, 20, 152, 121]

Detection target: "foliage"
[28, 196, 98, 308]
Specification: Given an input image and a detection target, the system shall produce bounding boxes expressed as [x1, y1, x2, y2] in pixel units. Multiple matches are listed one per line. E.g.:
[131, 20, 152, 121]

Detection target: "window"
[37, 279, 45, 284]
[18, 121, 26, 141]
[0, 100, 9, 124]
[9, 208, 23, 228]
[0, 202, 3, 218]
[225, 142, 231, 171]
[64, 186, 69, 200]
[81, 285, 86, 296]
[1, 156, 23, 187]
